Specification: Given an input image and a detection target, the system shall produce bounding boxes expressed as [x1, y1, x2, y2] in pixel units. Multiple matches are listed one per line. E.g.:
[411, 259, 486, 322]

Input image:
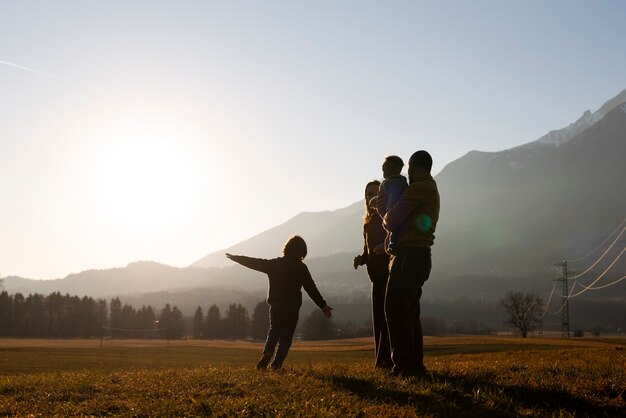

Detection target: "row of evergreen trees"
[0, 291, 186, 339]
[0, 291, 339, 340]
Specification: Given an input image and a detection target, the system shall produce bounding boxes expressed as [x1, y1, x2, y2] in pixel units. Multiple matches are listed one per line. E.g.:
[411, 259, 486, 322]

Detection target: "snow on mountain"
[535, 109, 603, 147]
[466, 90, 626, 173]
[520, 89, 626, 150]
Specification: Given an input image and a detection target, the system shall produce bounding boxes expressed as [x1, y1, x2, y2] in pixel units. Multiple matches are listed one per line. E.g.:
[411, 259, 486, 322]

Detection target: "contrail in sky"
[0, 59, 61, 79]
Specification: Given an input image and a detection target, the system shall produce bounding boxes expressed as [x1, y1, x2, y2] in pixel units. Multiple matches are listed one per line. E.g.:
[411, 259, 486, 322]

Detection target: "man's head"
[382, 155, 404, 178]
[282, 235, 308, 260]
[408, 150, 433, 183]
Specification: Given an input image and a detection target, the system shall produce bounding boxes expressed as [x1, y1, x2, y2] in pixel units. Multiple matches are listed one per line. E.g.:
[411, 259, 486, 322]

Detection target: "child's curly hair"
[282, 235, 307, 260]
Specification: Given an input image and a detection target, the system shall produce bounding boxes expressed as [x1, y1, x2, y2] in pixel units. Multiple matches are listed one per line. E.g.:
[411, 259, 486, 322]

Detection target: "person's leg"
[385, 250, 414, 374]
[263, 307, 282, 356]
[258, 306, 281, 369]
[407, 249, 431, 371]
[372, 276, 391, 369]
[385, 248, 430, 375]
[411, 285, 424, 371]
[271, 310, 299, 370]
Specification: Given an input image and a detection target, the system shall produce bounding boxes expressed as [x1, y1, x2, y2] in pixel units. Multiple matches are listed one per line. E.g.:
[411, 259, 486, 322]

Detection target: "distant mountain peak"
[126, 260, 172, 269]
[529, 89, 626, 149]
[534, 108, 600, 148]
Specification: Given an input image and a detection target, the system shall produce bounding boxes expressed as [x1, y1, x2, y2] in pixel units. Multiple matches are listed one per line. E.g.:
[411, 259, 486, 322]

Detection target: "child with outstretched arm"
[225, 235, 333, 370]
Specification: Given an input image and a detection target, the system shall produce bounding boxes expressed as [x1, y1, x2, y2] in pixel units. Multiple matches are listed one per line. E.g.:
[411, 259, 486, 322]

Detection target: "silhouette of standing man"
[382, 150, 440, 376]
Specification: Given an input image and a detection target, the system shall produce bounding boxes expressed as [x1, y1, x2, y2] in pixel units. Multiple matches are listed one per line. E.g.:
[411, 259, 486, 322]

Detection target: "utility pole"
[555, 260, 571, 338]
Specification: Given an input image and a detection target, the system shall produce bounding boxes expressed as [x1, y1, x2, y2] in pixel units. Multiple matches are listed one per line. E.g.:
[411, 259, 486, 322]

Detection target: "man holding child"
[381, 150, 440, 376]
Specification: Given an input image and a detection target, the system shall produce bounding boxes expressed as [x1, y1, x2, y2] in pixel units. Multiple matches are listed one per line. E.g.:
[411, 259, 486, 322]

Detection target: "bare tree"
[499, 291, 543, 338]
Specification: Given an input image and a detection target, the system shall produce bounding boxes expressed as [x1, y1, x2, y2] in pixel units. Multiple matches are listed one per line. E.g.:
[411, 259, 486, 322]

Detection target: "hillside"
[2, 262, 223, 297]
[435, 101, 626, 276]
[193, 90, 626, 281]
[192, 201, 364, 268]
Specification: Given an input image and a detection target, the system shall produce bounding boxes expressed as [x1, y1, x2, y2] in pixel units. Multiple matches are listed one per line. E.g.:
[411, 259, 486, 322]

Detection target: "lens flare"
[416, 214, 432, 232]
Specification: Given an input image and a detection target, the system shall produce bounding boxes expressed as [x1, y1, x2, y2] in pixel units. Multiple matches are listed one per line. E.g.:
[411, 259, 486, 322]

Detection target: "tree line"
[0, 289, 513, 340]
[0, 291, 187, 339]
[0, 291, 340, 340]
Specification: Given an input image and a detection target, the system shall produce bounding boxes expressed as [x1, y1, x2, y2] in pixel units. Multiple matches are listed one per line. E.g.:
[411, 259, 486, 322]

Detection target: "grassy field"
[0, 336, 624, 416]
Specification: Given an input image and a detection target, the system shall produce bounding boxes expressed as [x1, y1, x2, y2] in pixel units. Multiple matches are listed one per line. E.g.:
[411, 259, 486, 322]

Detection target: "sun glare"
[84, 119, 200, 238]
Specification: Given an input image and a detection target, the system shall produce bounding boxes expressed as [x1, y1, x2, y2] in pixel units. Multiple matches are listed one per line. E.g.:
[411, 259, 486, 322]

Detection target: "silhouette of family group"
[226, 150, 440, 376]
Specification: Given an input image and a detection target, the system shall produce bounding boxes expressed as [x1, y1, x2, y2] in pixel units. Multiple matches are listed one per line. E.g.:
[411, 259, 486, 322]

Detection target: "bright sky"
[1, 1, 625, 280]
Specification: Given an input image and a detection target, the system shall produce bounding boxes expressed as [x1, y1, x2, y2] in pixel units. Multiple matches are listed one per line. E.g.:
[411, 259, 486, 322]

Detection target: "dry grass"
[0, 336, 624, 416]
[1, 334, 622, 349]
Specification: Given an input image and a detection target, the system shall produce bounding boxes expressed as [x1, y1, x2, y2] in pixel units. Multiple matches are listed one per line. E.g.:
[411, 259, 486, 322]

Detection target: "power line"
[568, 248, 625, 298]
[544, 220, 626, 332]
[584, 275, 625, 291]
[547, 305, 564, 316]
[541, 282, 557, 318]
[568, 280, 579, 298]
[568, 218, 626, 262]
[553, 281, 578, 299]
[541, 282, 565, 315]
[568, 228, 624, 280]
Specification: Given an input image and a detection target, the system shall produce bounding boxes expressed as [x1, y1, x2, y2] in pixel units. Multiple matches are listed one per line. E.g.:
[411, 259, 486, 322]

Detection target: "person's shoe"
[256, 354, 272, 370]
[270, 362, 283, 371]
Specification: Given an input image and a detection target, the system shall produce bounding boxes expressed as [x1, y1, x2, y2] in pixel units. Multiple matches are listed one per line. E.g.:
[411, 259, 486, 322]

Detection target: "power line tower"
[555, 260, 572, 338]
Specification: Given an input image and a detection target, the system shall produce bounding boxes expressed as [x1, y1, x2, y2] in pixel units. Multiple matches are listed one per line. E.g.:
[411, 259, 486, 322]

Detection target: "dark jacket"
[376, 174, 408, 216]
[228, 255, 327, 311]
[384, 174, 440, 248]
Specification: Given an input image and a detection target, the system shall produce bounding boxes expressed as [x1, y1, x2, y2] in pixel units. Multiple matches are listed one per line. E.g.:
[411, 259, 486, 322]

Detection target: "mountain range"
[3, 90, 625, 305]
[194, 89, 626, 278]
[435, 90, 626, 276]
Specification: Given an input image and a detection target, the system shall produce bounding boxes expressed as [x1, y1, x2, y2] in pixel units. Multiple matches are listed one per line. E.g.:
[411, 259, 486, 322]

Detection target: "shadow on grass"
[430, 371, 623, 417]
[424, 344, 557, 357]
[313, 372, 508, 417]
[313, 371, 623, 417]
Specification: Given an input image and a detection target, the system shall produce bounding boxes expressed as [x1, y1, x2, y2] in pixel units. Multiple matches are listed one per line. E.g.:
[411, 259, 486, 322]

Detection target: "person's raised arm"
[225, 253, 273, 274]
